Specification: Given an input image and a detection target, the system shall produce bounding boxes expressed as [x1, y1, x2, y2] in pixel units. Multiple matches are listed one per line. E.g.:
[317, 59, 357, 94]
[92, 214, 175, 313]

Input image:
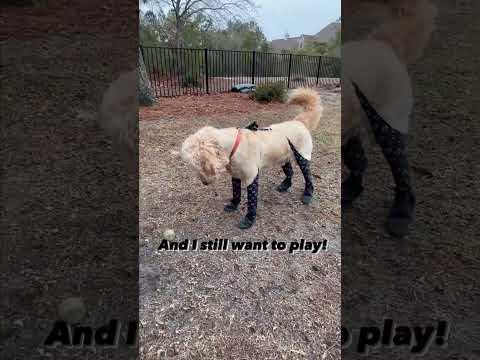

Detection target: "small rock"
[13, 319, 24, 328]
[57, 297, 86, 324]
[163, 229, 175, 241]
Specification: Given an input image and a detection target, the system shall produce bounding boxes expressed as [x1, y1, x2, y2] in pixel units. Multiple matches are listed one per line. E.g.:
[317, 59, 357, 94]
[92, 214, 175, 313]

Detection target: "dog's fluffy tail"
[368, 0, 437, 64]
[287, 87, 323, 131]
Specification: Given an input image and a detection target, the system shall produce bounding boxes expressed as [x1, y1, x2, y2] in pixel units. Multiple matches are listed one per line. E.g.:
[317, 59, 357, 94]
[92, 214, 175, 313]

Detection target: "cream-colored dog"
[181, 88, 323, 229]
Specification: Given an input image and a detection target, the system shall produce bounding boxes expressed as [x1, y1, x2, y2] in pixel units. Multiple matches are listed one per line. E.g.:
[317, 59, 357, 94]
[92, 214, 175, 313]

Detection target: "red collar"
[229, 129, 242, 159]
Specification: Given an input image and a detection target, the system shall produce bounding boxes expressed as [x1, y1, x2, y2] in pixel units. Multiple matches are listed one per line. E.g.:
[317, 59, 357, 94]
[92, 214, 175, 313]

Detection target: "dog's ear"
[212, 143, 229, 168]
[212, 144, 225, 157]
[200, 156, 215, 176]
[199, 140, 229, 173]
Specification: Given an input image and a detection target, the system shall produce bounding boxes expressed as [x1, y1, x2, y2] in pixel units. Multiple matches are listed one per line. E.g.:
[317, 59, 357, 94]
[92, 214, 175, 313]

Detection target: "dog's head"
[180, 127, 229, 186]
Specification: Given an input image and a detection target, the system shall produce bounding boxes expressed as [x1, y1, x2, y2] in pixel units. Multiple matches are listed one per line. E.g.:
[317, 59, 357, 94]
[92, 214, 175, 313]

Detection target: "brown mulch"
[139, 92, 289, 120]
[1, 1, 137, 42]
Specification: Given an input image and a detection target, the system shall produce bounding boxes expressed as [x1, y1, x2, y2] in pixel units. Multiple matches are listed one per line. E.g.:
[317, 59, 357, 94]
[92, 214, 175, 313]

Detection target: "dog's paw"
[302, 194, 313, 205]
[386, 216, 413, 238]
[224, 203, 239, 213]
[239, 216, 255, 229]
[276, 181, 292, 193]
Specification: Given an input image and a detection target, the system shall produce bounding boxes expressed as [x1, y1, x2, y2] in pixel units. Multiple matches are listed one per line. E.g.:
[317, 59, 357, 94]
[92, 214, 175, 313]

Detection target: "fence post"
[204, 48, 209, 94]
[287, 53, 293, 89]
[251, 51, 256, 84]
[139, 45, 146, 65]
[315, 56, 322, 87]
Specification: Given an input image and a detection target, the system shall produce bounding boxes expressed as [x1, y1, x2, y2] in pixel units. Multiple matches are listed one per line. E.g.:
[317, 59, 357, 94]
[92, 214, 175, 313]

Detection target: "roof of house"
[270, 37, 303, 51]
[270, 22, 340, 51]
[314, 21, 341, 42]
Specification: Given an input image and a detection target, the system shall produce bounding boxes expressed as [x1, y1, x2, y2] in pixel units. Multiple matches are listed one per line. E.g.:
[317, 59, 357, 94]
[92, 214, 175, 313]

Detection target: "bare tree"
[138, 47, 156, 106]
[142, 0, 256, 47]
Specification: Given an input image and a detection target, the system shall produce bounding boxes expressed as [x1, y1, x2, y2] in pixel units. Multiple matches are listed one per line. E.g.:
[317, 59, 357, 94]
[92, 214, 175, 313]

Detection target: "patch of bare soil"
[139, 89, 341, 359]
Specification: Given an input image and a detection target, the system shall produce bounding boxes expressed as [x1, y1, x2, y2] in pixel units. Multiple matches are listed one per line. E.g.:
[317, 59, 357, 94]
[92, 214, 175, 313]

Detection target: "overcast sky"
[140, 0, 340, 41]
[255, 0, 340, 40]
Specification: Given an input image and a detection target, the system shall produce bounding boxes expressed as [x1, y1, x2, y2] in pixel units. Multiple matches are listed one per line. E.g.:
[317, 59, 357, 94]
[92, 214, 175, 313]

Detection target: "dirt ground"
[139, 89, 341, 359]
[341, 1, 479, 358]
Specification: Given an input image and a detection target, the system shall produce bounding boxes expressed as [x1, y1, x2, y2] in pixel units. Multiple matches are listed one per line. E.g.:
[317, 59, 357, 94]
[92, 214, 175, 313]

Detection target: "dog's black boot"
[288, 141, 315, 204]
[386, 188, 415, 237]
[225, 178, 241, 212]
[239, 215, 255, 229]
[239, 174, 259, 230]
[277, 162, 293, 192]
[224, 202, 239, 212]
[300, 183, 314, 205]
[302, 193, 313, 205]
[276, 179, 292, 193]
[341, 174, 364, 207]
[302, 183, 314, 204]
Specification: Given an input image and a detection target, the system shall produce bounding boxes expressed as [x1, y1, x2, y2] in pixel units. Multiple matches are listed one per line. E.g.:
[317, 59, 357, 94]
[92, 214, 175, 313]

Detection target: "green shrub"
[182, 73, 200, 88]
[254, 81, 286, 103]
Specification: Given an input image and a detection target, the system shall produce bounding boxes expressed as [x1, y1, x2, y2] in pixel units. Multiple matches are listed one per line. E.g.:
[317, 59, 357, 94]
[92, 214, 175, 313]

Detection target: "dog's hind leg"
[276, 161, 293, 192]
[239, 174, 259, 229]
[352, 81, 415, 237]
[342, 135, 367, 207]
[288, 140, 314, 204]
[224, 177, 241, 212]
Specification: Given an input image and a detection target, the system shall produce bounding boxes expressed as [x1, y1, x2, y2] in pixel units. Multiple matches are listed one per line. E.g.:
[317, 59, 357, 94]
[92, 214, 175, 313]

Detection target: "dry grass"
[139, 89, 341, 359]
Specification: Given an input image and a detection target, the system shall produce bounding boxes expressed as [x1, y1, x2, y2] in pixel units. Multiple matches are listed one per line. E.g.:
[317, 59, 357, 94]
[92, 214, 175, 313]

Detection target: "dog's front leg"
[224, 177, 241, 212]
[239, 174, 259, 230]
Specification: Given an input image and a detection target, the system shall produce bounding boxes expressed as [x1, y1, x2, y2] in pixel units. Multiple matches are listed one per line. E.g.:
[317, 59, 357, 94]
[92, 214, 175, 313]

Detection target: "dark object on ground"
[231, 83, 256, 93]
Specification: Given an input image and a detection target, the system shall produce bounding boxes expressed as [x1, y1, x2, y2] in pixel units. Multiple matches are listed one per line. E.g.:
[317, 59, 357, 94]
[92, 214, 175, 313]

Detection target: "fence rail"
[140, 46, 341, 97]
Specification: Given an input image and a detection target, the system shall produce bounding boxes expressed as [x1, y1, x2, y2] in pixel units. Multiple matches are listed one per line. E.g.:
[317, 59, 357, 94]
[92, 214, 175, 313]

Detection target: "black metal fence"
[140, 46, 341, 97]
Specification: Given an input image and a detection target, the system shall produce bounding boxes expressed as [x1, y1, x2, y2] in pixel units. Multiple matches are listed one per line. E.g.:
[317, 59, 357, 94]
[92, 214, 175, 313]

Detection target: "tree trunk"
[138, 47, 156, 106]
[175, 17, 184, 48]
